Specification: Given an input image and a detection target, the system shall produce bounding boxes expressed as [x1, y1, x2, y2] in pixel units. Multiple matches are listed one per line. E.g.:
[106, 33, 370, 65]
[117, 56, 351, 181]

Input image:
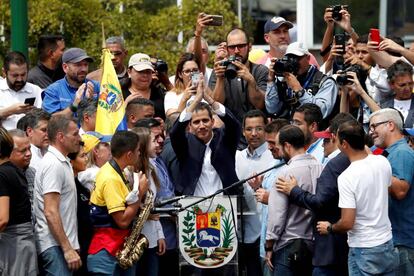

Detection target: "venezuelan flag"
[95, 49, 127, 135]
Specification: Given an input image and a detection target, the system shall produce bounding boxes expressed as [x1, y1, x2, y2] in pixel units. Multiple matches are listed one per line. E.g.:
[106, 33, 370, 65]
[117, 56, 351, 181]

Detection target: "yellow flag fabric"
[95, 49, 126, 135]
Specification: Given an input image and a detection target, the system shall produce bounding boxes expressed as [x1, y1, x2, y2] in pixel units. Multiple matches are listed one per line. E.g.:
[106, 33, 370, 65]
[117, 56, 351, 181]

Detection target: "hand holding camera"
[344, 71, 365, 96]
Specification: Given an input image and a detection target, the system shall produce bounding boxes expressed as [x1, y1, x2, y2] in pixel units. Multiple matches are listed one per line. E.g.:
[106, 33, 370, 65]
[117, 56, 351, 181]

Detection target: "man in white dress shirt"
[0, 51, 43, 130]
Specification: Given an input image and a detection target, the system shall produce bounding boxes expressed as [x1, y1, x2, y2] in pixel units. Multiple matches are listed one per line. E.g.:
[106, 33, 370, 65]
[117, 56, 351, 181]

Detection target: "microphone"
[151, 207, 182, 213]
[154, 195, 186, 207]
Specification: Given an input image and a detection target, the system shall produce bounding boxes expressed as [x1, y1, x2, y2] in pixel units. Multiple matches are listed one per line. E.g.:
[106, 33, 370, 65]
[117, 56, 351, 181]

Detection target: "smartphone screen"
[24, 97, 36, 106]
[191, 72, 200, 88]
[370, 28, 380, 44]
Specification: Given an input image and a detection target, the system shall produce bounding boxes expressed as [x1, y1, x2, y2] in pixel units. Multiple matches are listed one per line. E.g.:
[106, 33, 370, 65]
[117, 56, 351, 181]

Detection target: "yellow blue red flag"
[95, 49, 127, 135]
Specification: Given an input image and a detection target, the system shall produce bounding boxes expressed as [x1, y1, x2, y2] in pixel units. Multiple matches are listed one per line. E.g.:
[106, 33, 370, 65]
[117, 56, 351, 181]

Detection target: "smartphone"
[370, 28, 380, 44]
[24, 97, 36, 106]
[204, 14, 223, 26]
[191, 72, 200, 88]
[334, 34, 346, 54]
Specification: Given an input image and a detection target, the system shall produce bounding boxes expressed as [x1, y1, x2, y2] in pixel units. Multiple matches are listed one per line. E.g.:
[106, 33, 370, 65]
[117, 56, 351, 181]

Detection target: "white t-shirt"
[338, 154, 392, 248]
[164, 91, 184, 115]
[393, 99, 412, 122]
[34, 146, 79, 254]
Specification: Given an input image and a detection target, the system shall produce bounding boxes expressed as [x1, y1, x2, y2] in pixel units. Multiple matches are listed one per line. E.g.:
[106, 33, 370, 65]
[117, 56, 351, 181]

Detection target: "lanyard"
[109, 159, 129, 186]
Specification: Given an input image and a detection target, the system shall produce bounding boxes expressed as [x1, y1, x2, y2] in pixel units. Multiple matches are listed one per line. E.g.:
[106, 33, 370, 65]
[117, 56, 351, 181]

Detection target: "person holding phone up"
[0, 52, 43, 130]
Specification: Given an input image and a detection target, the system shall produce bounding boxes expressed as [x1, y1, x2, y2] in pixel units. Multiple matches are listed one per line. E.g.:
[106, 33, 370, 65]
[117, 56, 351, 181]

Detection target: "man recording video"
[265, 42, 338, 120]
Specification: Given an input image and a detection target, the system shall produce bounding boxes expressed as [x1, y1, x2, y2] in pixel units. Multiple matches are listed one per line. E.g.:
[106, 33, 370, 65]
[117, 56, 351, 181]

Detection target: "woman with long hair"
[164, 53, 211, 117]
[131, 127, 165, 276]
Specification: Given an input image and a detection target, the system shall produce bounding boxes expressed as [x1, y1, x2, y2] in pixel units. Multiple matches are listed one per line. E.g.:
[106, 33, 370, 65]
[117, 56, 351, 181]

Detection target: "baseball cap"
[403, 128, 414, 136]
[82, 131, 112, 153]
[128, 53, 155, 72]
[314, 129, 333, 139]
[62, 48, 94, 63]
[264, 17, 293, 33]
[285, 42, 310, 57]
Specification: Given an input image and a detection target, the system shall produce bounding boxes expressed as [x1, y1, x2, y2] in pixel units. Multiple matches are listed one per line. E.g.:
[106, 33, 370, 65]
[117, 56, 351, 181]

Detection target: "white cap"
[285, 42, 310, 57]
[128, 53, 154, 72]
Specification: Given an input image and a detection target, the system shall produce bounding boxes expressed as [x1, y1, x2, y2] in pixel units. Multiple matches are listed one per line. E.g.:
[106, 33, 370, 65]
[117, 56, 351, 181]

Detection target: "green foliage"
[182, 211, 196, 248]
[221, 213, 234, 248]
[0, 0, 239, 71]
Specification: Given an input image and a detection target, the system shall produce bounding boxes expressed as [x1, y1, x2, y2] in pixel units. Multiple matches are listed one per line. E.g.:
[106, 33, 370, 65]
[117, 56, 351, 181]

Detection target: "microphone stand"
[179, 161, 285, 212]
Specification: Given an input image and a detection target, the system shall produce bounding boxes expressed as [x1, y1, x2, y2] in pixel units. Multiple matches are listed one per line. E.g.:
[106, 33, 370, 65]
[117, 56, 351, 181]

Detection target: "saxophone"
[116, 189, 154, 269]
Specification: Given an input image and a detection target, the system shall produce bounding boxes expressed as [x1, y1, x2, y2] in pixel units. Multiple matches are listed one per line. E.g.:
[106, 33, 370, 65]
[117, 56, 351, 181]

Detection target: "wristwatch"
[327, 224, 333, 234]
[265, 246, 273, 252]
[294, 88, 305, 98]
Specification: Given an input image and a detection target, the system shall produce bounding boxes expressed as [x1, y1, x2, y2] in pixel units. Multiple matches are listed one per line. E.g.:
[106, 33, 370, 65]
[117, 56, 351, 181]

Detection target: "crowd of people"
[0, 6, 414, 276]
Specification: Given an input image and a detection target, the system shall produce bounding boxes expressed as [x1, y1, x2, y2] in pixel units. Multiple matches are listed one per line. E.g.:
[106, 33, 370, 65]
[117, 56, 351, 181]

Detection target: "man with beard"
[292, 103, 325, 163]
[256, 17, 319, 69]
[265, 42, 337, 120]
[0, 51, 43, 130]
[265, 125, 322, 275]
[209, 28, 268, 125]
[42, 48, 100, 116]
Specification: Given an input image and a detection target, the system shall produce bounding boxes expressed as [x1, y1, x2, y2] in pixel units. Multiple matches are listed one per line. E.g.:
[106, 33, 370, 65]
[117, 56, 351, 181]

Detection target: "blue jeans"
[348, 240, 398, 276]
[87, 249, 136, 276]
[39, 246, 72, 276]
[312, 265, 348, 276]
[395, 245, 414, 276]
[271, 240, 312, 276]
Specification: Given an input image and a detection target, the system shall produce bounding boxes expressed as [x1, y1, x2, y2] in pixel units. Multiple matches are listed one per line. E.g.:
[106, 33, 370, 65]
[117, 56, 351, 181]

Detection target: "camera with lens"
[273, 55, 299, 77]
[221, 55, 241, 79]
[336, 64, 365, 86]
[330, 5, 348, 21]
[152, 59, 168, 74]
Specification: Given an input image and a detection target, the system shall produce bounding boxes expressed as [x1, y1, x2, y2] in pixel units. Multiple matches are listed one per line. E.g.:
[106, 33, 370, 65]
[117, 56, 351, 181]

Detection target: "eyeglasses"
[182, 69, 199, 75]
[244, 126, 264, 133]
[110, 51, 123, 56]
[227, 43, 248, 50]
[369, 121, 389, 132]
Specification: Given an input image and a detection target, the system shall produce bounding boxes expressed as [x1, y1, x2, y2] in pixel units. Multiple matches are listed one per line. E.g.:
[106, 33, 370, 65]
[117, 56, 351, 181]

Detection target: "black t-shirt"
[121, 79, 166, 120]
[0, 161, 31, 226]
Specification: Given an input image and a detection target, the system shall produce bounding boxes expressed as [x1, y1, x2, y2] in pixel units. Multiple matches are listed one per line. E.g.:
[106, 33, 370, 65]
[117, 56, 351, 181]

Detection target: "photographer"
[266, 42, 337, 120]
[209, 28, 268, 125]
